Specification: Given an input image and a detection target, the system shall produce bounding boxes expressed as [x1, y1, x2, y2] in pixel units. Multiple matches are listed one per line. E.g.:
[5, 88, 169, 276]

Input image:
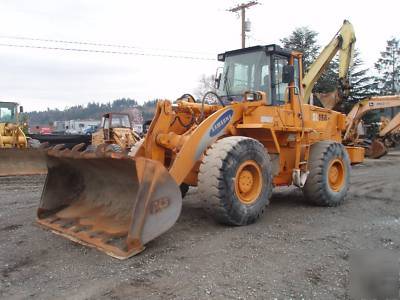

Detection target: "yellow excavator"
[298, 22, 400, 158]
[343, 95, 400, 158]
[379, 113, 400, 147]
[0, 101, 46, 176]
[36, 20, 364, 259]
[302, 20, 355, 106]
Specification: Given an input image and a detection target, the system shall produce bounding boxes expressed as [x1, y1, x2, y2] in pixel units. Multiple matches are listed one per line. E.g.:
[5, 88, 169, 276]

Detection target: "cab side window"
[272, 56, 289, 104]
[293, 58, 300, 95]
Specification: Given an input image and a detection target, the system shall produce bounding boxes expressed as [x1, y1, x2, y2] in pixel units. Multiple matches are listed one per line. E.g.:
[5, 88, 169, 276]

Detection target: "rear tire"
[180, 183, 189, 198]
[303, 141, 350, 206]
[198, 136, 273, 226]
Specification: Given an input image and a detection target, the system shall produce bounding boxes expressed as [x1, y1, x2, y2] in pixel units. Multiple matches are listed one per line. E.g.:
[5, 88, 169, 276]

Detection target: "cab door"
[271, 55, 290, 105]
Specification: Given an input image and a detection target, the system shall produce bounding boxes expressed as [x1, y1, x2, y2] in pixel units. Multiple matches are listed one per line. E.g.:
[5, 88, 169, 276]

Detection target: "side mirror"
[282, 65, 294, 84]
[214, 67, 223, 89]
[215, 73, 221, 89]
[19, 106, 24, 113]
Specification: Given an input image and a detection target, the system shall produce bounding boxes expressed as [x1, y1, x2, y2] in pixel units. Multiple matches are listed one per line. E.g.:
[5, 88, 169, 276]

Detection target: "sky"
[0, 0, 399, 112]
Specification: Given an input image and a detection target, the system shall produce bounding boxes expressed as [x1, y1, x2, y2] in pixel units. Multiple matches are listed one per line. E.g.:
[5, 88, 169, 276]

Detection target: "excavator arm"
[379, 112, 400, 137]
[343, 95, 400, 141]
[302, 20, 356, 104]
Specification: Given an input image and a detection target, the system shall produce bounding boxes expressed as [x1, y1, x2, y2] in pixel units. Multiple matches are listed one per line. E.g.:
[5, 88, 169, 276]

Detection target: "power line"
[0, 42, 215, 61]
[227, 1, 259, 48]
[0, 35, 215, 56]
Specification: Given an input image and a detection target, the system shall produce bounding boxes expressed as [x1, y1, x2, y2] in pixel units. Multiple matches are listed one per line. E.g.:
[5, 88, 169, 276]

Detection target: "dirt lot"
[1, 151, 400, 299]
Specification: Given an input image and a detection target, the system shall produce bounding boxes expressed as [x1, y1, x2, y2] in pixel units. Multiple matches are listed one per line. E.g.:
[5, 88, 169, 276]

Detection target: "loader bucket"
[36, 144, 182, 259]
[365, 140, 388, 159]
[0, 148, 47, 176]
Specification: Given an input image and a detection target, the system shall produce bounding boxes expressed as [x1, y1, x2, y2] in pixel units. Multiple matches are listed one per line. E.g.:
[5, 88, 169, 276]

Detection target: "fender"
[169, 104, 243, 184]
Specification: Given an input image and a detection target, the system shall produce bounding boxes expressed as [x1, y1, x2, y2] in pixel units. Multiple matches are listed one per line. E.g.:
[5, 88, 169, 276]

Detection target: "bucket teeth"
[39, 142, 50, 149]
[53, 144, 66, 150]
[72, 143, 86, 152]
[47, 144, 66, 157]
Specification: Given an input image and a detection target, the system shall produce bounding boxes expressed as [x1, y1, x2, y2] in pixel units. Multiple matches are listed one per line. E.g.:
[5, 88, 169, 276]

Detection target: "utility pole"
[228, 1, 259, 48]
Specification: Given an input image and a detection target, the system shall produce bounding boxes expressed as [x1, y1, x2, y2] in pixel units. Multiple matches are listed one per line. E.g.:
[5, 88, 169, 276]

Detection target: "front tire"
[198, 136, 273, 226]
[303, 142, 350, 206]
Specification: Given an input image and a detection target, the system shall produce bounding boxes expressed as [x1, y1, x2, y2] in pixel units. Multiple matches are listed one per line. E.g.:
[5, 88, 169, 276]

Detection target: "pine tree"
[280, 27, 320, 72]
[313, 57, 339, 94]
[281, 27, 338, 94]
[375, 38, 400, 95]
[343, 50, 377, 113]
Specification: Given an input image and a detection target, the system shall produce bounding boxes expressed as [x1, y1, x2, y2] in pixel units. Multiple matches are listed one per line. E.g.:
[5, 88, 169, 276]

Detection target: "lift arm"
[343, 95, 400, 141]
[301, 20, 356, 103]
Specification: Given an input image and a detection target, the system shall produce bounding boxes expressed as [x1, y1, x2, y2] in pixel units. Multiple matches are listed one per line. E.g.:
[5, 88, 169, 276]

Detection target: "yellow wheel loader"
[0, 101, 46, 176]
[90, 112, 140, 152]
[36, 20, 364, 259]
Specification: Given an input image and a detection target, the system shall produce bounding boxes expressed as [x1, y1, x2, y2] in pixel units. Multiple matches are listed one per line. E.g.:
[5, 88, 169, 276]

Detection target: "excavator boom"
[302, 20, 356, 105]
[379, 112, 400, 137]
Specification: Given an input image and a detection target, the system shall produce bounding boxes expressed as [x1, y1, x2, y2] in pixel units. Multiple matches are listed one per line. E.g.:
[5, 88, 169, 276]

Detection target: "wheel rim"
[235, 160, 262, 204]
[328, 158, 345, 192]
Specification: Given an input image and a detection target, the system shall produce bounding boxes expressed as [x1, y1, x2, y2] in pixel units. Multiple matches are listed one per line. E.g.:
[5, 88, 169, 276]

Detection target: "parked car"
[39, 127, 52, 135]
[83, 125, 98, 135]
[65, 128, 79, 135]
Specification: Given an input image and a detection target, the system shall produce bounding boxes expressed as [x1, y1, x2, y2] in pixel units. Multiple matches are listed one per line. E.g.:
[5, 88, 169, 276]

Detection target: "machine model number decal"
[369, 102, 385, 107]
[150, 197, 170, 214]
[318, 114, 329, 121]
[312, 112, 329, 121]
[209, 109, 233, 137]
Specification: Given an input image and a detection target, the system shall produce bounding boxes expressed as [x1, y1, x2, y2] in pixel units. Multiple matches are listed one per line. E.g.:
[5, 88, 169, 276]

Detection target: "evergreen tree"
[27, 98, 148, 125]
[343, 50, 377, 113]
[313, 57, 339, 94]
[281, 27, 338, 94]
[280, 27, 320, 72]
[375, 38, 400, 95]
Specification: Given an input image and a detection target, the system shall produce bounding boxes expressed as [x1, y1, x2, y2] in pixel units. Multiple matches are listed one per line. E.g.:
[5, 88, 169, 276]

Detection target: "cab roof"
[217, 44, 292, 62]
[0, 101, 18, 106]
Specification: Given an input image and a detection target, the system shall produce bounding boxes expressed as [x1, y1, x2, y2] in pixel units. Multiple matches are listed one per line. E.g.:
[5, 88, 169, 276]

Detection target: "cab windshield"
[111, 114, 131, 128]
[218, 50, 290, 105]
[0, 103, 17, 123]
[218, 51, 270, 99]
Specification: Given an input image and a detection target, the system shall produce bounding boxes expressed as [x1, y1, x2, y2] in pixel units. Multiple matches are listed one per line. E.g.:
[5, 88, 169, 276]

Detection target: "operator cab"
[216, 44, 301, 105]
[0, 102, 19, 123]
[102, 113, 131, 130]
[101, 112, 132, 141]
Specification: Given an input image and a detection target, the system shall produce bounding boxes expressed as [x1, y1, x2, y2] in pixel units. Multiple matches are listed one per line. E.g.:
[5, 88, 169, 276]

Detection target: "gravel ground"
[1, 151, 400, 299]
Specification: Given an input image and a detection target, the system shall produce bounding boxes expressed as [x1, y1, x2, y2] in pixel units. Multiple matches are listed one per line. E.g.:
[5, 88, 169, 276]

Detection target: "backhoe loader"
[90, 112, 140, 152]
[343, 95, 400, 158]
[0, 101, 46, 176]
[36, 20, 364, 259]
